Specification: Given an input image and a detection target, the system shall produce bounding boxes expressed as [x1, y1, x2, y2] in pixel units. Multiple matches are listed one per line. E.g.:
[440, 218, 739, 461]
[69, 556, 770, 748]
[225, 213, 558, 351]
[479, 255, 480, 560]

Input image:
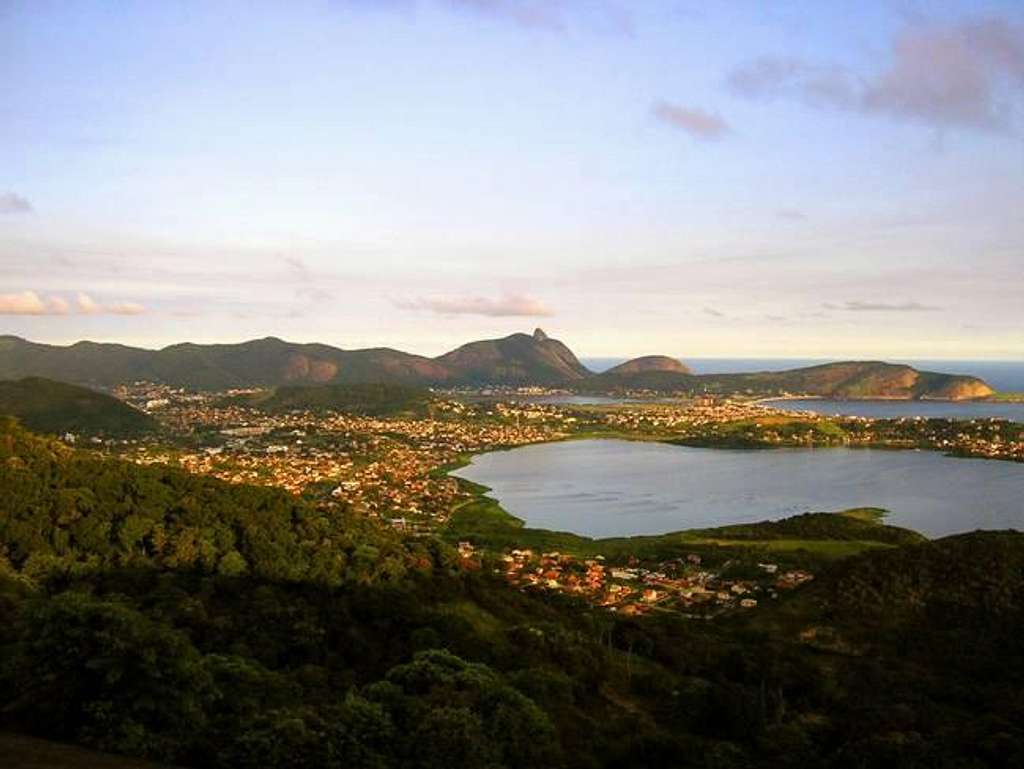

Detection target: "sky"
[1, 0, 1023, 359]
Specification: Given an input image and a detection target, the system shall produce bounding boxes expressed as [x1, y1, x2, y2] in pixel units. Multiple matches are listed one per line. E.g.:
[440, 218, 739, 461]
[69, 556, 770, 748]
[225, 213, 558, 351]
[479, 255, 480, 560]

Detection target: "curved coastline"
[440, 434, 1024, 558]
[439, 437, 936, 562]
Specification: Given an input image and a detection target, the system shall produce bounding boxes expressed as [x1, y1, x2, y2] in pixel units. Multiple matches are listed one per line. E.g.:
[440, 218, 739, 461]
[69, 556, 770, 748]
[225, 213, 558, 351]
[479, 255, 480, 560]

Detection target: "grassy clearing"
[838, 506, 889, 522]
[674, 537, 891, 557]
[437, 600, 506, 640]
[988, 392, 1024, 403]
[428, 453, 473, 479]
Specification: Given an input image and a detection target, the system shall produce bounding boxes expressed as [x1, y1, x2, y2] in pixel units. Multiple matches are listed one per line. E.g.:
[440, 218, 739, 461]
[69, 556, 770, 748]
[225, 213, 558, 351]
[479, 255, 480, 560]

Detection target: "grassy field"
[988, 392, 1024, 403]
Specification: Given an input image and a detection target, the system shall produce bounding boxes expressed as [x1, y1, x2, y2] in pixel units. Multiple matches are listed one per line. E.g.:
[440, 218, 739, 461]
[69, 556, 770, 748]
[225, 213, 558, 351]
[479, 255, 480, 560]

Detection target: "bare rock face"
[533, 328, 549, 341]
[605, 355, 692, 376]
[921, 376, 995, 401]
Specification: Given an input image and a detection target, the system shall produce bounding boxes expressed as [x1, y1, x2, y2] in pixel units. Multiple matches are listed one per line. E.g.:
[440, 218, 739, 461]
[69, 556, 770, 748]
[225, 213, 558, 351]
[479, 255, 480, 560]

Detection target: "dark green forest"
[1, 418, 1023, 768]
[0, 378, 158, 438]
[237, 382, 434, 416]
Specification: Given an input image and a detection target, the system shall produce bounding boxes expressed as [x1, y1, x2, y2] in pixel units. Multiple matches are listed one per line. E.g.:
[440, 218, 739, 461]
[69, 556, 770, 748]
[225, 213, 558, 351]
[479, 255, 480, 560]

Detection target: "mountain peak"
[437, 328, 589, 385]
[606, 355, 692, 376]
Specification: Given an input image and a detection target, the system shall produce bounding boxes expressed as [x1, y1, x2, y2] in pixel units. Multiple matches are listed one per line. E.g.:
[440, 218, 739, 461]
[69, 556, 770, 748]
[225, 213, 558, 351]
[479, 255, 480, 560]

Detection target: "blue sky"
[1, 0, 1022, 358]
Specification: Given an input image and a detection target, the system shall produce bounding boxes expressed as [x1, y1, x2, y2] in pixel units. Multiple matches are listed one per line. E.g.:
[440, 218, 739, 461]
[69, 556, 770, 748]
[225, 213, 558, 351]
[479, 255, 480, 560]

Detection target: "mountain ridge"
[0, 333, 995, 399]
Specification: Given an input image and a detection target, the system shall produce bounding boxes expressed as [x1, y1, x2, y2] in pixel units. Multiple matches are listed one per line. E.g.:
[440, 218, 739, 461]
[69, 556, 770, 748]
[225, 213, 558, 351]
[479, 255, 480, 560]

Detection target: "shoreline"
[441, 438, 922, 555]
[437, 424, 1021, 553]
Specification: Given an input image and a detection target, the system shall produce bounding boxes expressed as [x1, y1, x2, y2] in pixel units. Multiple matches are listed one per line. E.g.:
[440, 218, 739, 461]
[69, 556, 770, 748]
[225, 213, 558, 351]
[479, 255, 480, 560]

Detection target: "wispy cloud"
[728, 57, 856, 108]
[0, 290, 146, 316]
[396, 292, 554, 317]
[728, 17, 1024, 132]
[703, 307, 725, 318]
[824, 300, 941, 312]
[0, 193, 33, 215]
[652, 101, 729, 140]
[441, 0, 631, 34]
[448, 0, 566, 31]
[775, 208, 808, 221]
[283, 255, 332, 306]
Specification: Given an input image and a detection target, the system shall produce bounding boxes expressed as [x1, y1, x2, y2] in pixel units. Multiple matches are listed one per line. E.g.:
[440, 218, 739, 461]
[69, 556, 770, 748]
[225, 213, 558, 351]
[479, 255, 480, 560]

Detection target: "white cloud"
[0, 290, 146, 316]
[107, 301, 147, 315]
[0, 291, 50, 315]
[76, 292, 102, 315]
[396, 292, 554, 317]
[77, 292, 147, 315]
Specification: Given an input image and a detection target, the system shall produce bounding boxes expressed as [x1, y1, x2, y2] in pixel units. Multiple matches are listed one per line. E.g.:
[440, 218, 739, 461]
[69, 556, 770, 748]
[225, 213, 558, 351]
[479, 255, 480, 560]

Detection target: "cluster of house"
[457, 543, 815, 617]
[120, 391, 572, 526]
[770, 409, 1024, 462]
[601, 400, 780, 432]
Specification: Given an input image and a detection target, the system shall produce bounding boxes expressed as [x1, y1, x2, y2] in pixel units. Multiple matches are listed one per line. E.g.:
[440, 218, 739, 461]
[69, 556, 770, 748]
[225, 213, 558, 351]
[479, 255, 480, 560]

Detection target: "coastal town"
[53, 381, 1012, 616]
[457, 541, 815, 618]
[108, 384, 800, 530]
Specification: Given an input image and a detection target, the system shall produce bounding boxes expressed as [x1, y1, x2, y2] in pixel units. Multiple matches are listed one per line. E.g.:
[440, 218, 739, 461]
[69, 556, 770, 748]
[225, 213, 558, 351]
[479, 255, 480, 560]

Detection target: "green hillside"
[245, 382, 434, 416]
[0, 418, 411, 585]
[0, 377, 158, 438]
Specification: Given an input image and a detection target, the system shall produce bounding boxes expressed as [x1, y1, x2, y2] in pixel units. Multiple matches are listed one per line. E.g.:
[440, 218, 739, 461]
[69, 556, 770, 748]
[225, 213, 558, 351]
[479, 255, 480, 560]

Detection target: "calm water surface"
[761, 399, 1024, 423]
[454, 439, 1024, 538]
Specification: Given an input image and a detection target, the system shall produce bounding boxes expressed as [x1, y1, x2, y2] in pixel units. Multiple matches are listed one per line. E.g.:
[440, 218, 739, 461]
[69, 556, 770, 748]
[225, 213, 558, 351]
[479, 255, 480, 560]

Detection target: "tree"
[4, 592, 213, 761]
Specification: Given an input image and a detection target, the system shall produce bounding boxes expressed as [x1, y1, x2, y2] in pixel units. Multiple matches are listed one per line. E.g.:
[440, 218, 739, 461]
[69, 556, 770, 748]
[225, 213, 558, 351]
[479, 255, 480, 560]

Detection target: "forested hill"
[810, 529, 1024, 627]
[0, 377, 158, 438]
[0, 418, 414, 585]
[239, 382, 434, 416]
[0, 333, 993, 398]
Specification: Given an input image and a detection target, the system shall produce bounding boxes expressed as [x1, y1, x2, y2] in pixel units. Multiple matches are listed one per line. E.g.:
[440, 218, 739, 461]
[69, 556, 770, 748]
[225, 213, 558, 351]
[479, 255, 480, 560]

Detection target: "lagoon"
[453, 439, 1024, 539]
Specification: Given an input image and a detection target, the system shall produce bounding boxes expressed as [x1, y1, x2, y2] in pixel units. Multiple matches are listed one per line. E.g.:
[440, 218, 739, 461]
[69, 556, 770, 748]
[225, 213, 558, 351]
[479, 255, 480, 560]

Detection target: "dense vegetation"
[241, 383, 434, 416]
[0, 377, 158, 438]
[686, 510, 924, 546]
[0, 418, 414, 585]
[1, 419, 1022, 768]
